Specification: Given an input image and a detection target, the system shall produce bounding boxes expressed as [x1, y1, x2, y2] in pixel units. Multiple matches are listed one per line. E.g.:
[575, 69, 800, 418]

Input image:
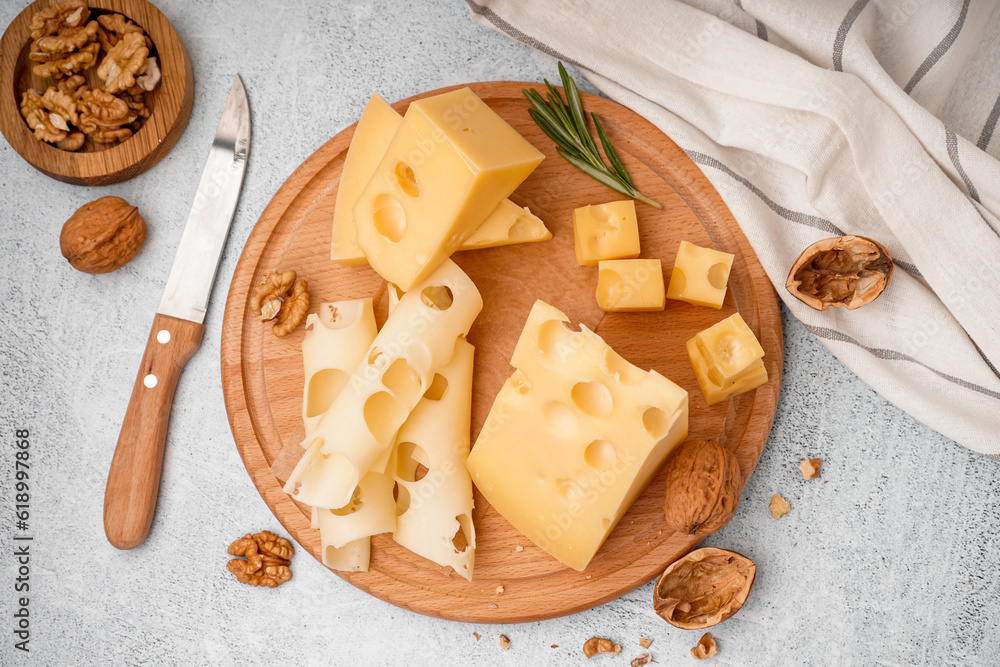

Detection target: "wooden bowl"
[0, 0, 193, 185]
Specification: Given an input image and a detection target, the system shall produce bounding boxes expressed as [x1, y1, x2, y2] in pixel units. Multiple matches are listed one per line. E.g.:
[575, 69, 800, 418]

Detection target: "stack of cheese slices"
[282, 88, 697, 577]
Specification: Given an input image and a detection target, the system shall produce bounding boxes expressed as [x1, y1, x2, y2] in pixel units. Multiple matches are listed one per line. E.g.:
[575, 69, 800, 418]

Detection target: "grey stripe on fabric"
[803, 324, 1000, 401]
[977, 93, 1000, 151]
[687, 151, 846, 235]
[945, 129, 981, 203]
[464, 0, 580, 66]
[734, 0, 769, 41]
[687, 151, 925, 277]
[833, 0, 872, 72]
[972, 339, 1000, 382]
[903, 0, 971, 94]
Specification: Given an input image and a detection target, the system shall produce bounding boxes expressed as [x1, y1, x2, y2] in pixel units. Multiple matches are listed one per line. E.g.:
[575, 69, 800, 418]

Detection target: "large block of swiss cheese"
[466, 300, 688, 571]
[352, 88, 544, 290]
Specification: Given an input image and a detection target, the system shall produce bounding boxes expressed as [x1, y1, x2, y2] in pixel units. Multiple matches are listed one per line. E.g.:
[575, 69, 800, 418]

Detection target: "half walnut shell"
[786, 235, 893, 310]
[653, 547, 755, 630]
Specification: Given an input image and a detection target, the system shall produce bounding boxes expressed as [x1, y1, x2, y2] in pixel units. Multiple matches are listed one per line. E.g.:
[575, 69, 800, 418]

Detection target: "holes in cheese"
[329, 486, 363, 516]
[393, 483, 411, 516]
[642, 406, 671, 440]
[391, 339, 477, 579]
[284, 259, 482, 510]
[452, 515, 472, 555]
[423, 373, 448, 401]
[381, 358, 422, 405]
[396, 441, 431, 483]
[466, 299, 689, 572]
[363, 391, 407, 445]
[708, 262, 730, 290]
[602, 348, 646, 386]
[571, 380, 614, 418]
[305, 369, 348, 418]
[372, 194, 406, 243]
[420, 285, 453, 310]
[393, 161, 419, 198]
[584, 439, 617, 472]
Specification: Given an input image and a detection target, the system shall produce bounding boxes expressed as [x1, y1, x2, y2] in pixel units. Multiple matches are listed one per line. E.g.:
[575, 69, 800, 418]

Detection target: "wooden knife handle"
[104, 313, 204, 550]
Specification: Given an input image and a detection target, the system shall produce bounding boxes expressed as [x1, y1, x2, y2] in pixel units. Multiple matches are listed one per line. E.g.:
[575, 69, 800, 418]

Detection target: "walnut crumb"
[769, 493, 791, 519]
[499, 635, 511, 651]
[551, 644, 559, 648]
[691, 632, 718, 660]
[583, 637, 621, 658]
[631, 654, 653, 667]
[496, 585, 504, 594]
[473, 632, 480, 641]
[639, 638, 653, 648]
[798, 458, 822, 480]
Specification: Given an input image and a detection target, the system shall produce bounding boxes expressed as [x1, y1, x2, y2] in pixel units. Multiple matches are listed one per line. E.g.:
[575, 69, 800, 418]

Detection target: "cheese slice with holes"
[331, 94, 550, 266]
[352, 87, 544, 289]
[301, 298, 377, 435]
[392, 339, 476, 580]
[299, 298, 384, 571]
[284, 259, 482, 509]
[315, 471, 396, 550]
[466, 300, 688, 571]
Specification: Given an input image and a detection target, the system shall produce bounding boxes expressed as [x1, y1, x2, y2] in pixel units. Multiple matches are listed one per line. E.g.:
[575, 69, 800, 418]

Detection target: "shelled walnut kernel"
[226, 530, 293, 588]
[19, 0, 162, 151]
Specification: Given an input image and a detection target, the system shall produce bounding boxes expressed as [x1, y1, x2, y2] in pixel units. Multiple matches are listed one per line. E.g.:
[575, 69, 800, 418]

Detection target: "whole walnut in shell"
[60, 196, 146, 273]
[663, 439, 742, 536]
[654, 547, 755, 630]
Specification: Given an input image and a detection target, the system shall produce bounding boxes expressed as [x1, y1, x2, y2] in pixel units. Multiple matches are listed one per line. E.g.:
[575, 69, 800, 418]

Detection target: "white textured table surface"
[2, 1, 999, 665]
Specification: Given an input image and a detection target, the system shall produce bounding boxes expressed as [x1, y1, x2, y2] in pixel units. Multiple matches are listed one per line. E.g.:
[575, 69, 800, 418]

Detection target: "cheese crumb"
[515, 545, 524, 552]
[496, 585, 505, 595]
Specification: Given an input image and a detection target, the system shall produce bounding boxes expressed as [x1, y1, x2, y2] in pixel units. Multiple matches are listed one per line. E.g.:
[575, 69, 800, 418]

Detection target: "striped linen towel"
[466, 0, 1000, 458]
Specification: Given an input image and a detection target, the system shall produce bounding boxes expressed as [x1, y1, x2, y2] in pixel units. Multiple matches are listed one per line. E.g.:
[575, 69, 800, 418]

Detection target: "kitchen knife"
[103, 75, 251, 550]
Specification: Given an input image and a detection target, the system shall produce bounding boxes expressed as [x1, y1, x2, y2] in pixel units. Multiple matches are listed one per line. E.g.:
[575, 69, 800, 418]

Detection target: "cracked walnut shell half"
[786, 235, 894, 310]
[654, 547, 755, 630]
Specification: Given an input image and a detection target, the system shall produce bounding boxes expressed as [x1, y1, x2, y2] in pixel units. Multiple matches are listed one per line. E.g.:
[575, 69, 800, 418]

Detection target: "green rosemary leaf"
[592, 111, 633, 187]
[523, 63, 662, 208]
[524, 91, 586, 153]
[559, 62, 601, 160]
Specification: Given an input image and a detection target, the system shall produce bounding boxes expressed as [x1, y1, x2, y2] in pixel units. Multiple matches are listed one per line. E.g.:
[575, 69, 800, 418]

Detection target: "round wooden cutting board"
[221, 81, 782, 623]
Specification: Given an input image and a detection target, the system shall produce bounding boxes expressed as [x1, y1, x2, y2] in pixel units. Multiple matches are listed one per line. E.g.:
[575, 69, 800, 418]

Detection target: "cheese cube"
[332, 94, 550, 265]
[353, 88, 544, 290]
[686, 313, 768, 405]
[573, 200, 640, 266]
[596, 259, 665, 312]
[666, 241, 734, 308]
[466, 300, 688, 571]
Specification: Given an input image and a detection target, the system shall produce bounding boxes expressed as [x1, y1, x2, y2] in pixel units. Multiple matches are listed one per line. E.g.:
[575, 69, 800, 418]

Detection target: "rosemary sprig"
[523, 63, 662, 209]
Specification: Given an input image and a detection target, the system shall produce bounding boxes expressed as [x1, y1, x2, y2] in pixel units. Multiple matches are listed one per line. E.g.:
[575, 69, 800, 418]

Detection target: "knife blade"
[104, 75, 251, 550]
